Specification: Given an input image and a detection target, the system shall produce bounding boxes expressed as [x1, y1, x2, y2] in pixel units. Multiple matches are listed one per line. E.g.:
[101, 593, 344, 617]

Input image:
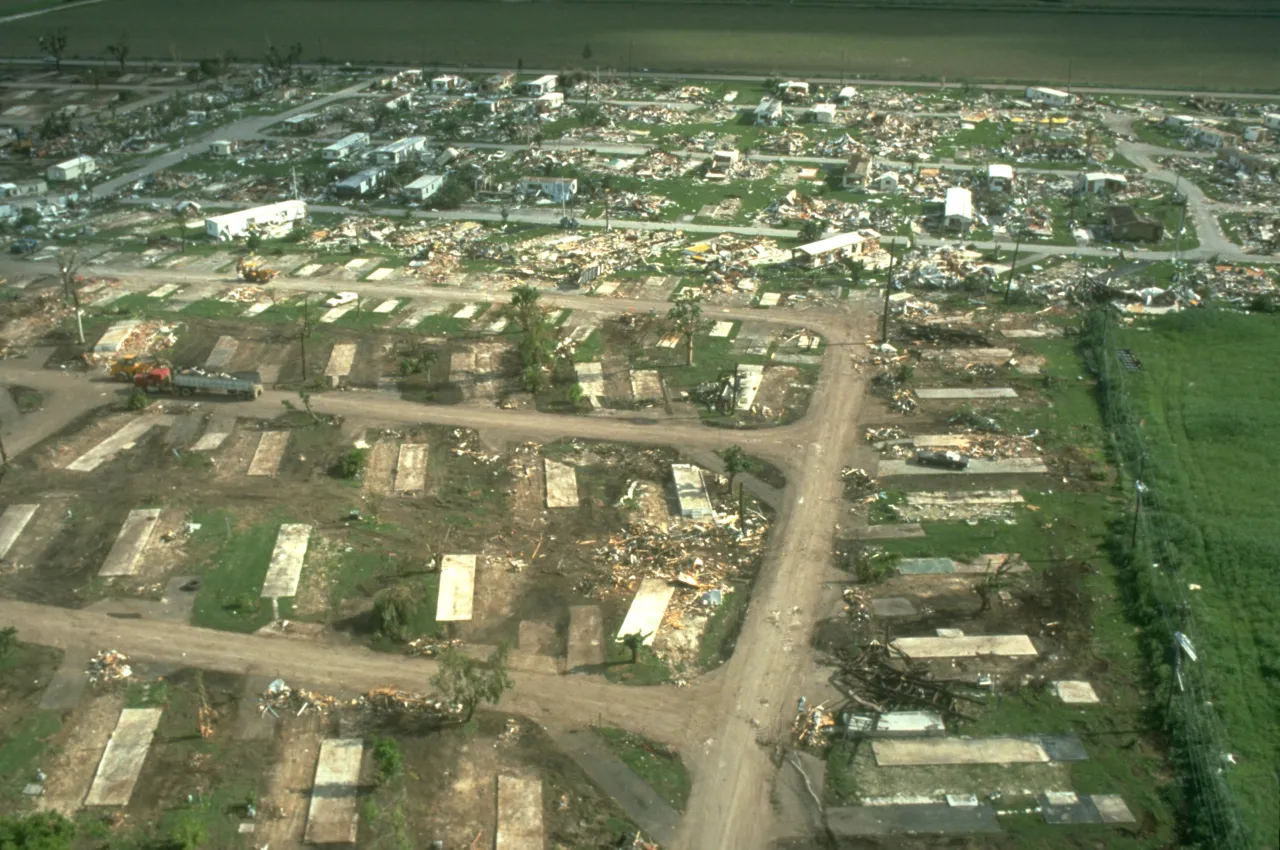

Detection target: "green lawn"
[1094, 309, 1280, 846]
[189, 511, 296, 632]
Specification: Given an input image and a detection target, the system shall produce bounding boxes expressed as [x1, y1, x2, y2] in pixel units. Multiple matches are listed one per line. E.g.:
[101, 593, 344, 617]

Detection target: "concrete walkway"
[546, 727, 682, 846]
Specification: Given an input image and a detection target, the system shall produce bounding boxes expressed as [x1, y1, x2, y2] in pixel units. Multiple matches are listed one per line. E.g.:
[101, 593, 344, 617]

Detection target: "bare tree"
[38, 29, 68, 71]
[56, 249, 85, 345]
[667, 290, 710, 367]
[106, 34, 130, 72]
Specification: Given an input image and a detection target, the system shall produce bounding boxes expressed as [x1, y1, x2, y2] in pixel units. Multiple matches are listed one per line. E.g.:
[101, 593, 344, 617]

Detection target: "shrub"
[331, 448, 366, 479]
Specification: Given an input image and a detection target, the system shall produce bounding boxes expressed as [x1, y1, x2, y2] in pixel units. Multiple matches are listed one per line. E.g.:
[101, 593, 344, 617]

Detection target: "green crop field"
[2, 1, 1279, 90]
[1095, 309, 1280, 845]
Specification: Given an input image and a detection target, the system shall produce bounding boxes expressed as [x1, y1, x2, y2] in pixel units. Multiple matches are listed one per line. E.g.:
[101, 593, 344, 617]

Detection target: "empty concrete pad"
[325, 343, 358, 378]
[392, 443, 427, 492]
[205, 335, 239, 369]
[247, 431, 290, 477]
[544, 459, 580, 508]
[38, 647, 91, 711]
[496, 775, 544, 850]
[891, 635, 1037, 658]
[319, 304, 355, 323]
[576, 361, 605, 398]
[85, 707, 163, 806]
[617, 577, 676, 646]
[0, 504, 39, 559]
[99, 509, 163, 577]
[1092, 794, 1136, 823]
[862, 524, 926, 540]
[631, 370, 663, 400]
[192, 427, 231, 451]
[1037, 734, 1089, 762]
[68, 417, 166, 472]
[305, 739, 363, 845]
[827, 803, 1001, 836]
[895, 557, 956, 575]
[870, 597, 916, 617]
[873, 737, 1049, 766]
[915, 387, 1018, 400]
[1055, 680, 1100, 704]
[879, 457, 1049, 476]
[566, 604, 605, 671]
[261, 524, 312, 599]
[437, 554, 477, 622]
[1041, 792, 1097, 825]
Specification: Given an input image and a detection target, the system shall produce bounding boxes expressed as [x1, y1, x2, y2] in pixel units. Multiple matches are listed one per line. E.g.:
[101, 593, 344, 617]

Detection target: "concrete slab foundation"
[84, 707, 163, 806]
[437, 554, 477, 621]
[99, 509, 163, 577]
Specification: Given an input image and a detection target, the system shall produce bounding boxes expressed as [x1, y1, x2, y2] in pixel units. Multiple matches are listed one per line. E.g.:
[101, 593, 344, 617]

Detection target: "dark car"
[9, 239, 38, 255]
[914, 449, 969, 470]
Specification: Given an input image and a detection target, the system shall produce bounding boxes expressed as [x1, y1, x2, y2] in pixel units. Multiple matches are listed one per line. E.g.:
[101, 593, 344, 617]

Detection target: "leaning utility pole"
[881, 240, 897, 344]
[299, 295, 310, 381]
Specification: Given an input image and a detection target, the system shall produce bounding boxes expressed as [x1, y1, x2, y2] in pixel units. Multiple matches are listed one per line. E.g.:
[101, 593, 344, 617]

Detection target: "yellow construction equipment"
[236, 256, 279, 283]
[108, 355, 153, 382]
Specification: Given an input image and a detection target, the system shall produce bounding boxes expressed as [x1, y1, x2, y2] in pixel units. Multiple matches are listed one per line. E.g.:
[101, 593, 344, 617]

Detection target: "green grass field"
[1098, 309, 1280, 845]
[4, 1, 1280, 90]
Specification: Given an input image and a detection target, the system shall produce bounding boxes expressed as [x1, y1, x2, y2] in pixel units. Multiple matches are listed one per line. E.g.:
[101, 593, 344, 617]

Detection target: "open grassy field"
[1, 0, 1279, 90]
[1096, 309, 1280, 846]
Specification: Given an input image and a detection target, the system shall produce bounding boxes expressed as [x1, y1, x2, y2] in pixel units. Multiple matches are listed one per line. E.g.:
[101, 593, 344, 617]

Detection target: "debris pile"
[87, 649, 132, 683]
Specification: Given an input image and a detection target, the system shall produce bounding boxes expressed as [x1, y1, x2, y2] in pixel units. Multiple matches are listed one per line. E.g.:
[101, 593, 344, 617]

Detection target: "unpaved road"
[0, 277, 873, 850]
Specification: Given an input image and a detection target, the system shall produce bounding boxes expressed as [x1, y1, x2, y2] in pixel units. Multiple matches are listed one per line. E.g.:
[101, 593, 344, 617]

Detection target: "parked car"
[914, 449, 969, 471]
[8, 239, 38, 255]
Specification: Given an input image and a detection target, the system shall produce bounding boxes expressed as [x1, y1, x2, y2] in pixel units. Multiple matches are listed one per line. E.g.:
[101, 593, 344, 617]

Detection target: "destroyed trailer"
[914, 449, 969, 470]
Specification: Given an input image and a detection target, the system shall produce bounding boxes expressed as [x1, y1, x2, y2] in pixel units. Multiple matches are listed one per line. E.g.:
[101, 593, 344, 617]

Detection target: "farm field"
[1096, 309, 1280, 845]
[0, 1, 1277, 90]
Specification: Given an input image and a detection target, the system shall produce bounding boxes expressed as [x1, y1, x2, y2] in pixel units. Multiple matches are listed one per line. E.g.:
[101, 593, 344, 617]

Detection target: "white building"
[371, 136, 427, 165]
[46, 155, 96, 182]
[944, 187, 973, 231]
[777, 80, 810, 100]
[204, 200, 307, 241]
[1264, 113, 1280, 131]
[209, 140, 234, 157]
[519, 74, 557, 96]
[322, 132, 370, 161]
[404, 173, 445, 202]
[754, 97, 783, 124]
[535, 91, 565, 113]
[791, 229, 880, 268]
[1243, 125, 1269, 143]
[672, 464, 713, 519]
[519, 176, 578, 203]
[809, 103, 836, 124]
[1, 179, 47, 198]
[837, 86, 857, 104]
[1164, 114, 1198, 129]
[1076, 171, 1128, 194]
[381, 92, 413, 111]
[873, 172, 900, 193]
[707, 150, 739, 179]
[987, 163, 1014, 192]
[431, 74, 463, 92]
[1192, 126, 1237, 149]
[1025, 86, 1075, 107]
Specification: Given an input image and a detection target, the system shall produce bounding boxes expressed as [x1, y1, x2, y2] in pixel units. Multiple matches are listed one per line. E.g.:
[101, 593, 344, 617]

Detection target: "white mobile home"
[404, 173, 445, 201]
[837, 86, 857, 104]
[777, 80, 810, 100]
[754, 97, 783, 124]
[322, 133, 370, 161]
[209, 140, 234, 157]
[518, 74, 557, 96]
[809, 103, 837, 124]
[1076, 171, 1128, 194]
[46, 155, 96, 182]
[1025, 86, 1075, 107]
[204, 200, 307, 241]
[371, 136, 427, 165]
[791, 229, 880, 268]
[535, 91, 565, 113]
[431, 74, 463, 92]
[987, 163, 1014, 192]
[944, 187, 973, 231]
[519, 176, 578, 203]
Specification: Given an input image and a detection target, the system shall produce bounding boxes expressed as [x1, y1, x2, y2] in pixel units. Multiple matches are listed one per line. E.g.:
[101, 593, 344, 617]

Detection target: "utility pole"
[1004, 237, 1021, 304]
[299, 295, 310, 381]
[1172, 203, 1187, 281]
[1129, 453, 1146, 549]
[1066, 58, 1073, 99]
[291, 166, 299, 201]
[627, 40, 634, 79]
[881, 240, 897, 344]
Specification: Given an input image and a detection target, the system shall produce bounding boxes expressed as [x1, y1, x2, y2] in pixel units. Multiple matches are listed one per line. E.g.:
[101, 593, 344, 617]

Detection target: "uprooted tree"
[106, 34, 130, 71]
[668, 290, 710, 367]
[432, 644, 512, 723]
[372, 582, 423, 642]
